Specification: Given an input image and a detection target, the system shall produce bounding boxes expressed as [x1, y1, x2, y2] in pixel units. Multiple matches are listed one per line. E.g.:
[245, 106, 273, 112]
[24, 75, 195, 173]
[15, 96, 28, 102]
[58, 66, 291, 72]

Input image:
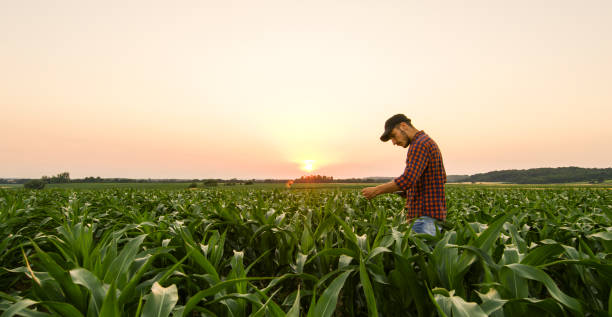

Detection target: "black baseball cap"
[380, 114, 411, 141]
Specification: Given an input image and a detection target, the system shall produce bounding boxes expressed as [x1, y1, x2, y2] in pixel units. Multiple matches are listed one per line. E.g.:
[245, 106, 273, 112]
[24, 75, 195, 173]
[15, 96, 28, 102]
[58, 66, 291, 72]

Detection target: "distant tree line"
[0, 175, 260, 185]
[1, 174, 391, 185]
[336, 177, 393, 183]
[460, 167, 611, 184]
[294, 175, 334, 183]
[41, 172, 71, 183]
[293, 175, 392, 183]
[0, 178, 31, 184]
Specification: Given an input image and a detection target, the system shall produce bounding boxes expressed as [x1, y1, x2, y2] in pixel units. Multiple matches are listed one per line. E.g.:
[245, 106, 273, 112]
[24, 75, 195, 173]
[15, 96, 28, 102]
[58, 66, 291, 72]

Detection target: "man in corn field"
[361, 114, 447, 236]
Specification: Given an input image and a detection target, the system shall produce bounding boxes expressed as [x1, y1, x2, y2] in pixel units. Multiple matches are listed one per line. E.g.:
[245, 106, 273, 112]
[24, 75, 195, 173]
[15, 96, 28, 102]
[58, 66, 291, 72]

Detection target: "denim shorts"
[411, 216, 441, 236]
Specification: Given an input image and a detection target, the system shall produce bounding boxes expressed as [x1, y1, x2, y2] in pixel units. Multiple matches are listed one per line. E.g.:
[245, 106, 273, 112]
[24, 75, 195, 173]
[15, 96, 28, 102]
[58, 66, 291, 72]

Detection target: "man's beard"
[400, 130, 411, 148]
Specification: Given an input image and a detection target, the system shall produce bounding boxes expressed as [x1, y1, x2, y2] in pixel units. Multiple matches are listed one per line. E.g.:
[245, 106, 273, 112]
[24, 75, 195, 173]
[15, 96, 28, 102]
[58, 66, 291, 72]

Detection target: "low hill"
[447, 175, 470, 182]
[452, 167, 611, 184]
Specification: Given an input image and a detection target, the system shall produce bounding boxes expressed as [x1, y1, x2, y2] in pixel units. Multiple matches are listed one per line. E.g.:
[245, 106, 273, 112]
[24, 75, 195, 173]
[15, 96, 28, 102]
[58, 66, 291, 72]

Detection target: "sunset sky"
[1, 1, 611, 179]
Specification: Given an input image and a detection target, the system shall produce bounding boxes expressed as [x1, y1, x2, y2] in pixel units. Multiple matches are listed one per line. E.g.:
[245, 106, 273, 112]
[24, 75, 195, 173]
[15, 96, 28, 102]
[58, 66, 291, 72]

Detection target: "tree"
[49, 172, 70, 184]
[24, 179, 46, 190]
[204, 180, 218, 187]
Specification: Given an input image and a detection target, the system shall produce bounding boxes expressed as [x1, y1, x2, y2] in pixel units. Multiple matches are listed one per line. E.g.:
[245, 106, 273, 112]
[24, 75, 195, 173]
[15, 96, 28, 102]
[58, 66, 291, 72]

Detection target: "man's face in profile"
[389, 124, 411, 148]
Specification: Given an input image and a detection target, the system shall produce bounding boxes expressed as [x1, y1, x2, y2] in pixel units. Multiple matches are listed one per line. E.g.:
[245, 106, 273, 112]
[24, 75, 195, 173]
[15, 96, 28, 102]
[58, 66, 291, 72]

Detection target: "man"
[361, 114, 446, 235]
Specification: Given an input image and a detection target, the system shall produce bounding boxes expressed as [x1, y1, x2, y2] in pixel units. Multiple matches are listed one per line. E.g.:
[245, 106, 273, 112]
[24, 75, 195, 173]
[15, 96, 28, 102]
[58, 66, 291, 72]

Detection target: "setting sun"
[302, 160, 315, 173]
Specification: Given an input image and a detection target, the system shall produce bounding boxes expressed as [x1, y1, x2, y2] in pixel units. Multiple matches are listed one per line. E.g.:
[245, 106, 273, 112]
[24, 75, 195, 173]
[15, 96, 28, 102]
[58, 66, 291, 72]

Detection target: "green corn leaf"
[427, 287, 449, 317]
[300, 225, 314, 253]
[305, 248, 357, 265]
[103, 234, 147, 287]
[306, 286, 317, 317]
[312, 215, 335, 241]
[503, 222, 527, 254]
[40, 301, 84, 317]
[475, 289, 507, 315]
[141, 283, 179, 317]
[338, 255, 353, 269]
[216, 297, 242, 315]
[499, 246, 521, 265]
[608, 288, 612, 317]
[158, 253, 188, 286]
[449, 295, 488, 317]
[394, 254, 429, 316]
[449, 245, 500, 272]
[282, 289, 310, 307]
[182, 277, 274, 317]
[0, 299, 38, 317]
[520, 244, 564, 266]
[30, 241, 86, 313]
[293, 253, 307, 274]
[134, 294, 144, 317]
[184, 243, 220, 283]
[357, 234, 369, 254]
[366, 247, 391, 261]
[98, 281, 119, 317]
[499, 267, 528, 299]
[311, 270, 352, 317]
[69, 268, 106, 317]
[578, 237, 597, 258]
[371, 221, 388, 250]
[408, 235, 431, 254]
[250, 224, 275, 242]
[250, 288, 282, 317]
[244, 283, 286, 317]
[245, 248, 273, 275]
[431, 234, 474, 293]
[359, 257, 378, 317]
[215, 230, 227, 267]
[390, 228, 405, 256]
[432, 288, 488, 317]
[4, 309, 49, 317]
[261, 272, 319, 294]
[200, 293, 263, 307]
[365, 262, 389, 285]
[504, 263, 583, 314]
[286, 286, 301, 317]
[472, 213, 511, 252]
[332, 214, 358, 245]
[507, 297, 565, 316]
[588, 231, 612, 240]
[229, 251, 246, 294]
[118, 254, 156, 305]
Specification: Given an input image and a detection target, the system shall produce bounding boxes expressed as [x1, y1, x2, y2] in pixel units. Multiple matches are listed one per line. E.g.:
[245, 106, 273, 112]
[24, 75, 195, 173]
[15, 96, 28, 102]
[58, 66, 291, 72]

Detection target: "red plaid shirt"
[393, 130, 447, 221]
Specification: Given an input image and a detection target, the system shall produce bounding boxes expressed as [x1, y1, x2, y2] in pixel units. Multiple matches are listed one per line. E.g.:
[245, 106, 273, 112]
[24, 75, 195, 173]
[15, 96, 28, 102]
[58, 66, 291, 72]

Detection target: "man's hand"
[361, 186, 380, 200]
[361, 181, 402, 200]
[395, 190, 407, 198]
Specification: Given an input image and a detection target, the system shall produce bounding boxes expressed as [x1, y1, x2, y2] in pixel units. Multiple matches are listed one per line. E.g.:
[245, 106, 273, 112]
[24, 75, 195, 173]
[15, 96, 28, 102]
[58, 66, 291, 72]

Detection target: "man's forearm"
[374, 181, 401, 196]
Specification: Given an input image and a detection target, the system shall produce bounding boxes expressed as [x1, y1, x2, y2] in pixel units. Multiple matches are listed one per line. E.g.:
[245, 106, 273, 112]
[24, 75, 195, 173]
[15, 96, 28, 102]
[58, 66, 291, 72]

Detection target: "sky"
[1, 0, 611, 179]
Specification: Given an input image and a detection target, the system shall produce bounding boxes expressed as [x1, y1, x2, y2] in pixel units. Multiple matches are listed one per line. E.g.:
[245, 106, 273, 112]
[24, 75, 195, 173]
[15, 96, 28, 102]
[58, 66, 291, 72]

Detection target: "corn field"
[0, 187, 610, 316]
